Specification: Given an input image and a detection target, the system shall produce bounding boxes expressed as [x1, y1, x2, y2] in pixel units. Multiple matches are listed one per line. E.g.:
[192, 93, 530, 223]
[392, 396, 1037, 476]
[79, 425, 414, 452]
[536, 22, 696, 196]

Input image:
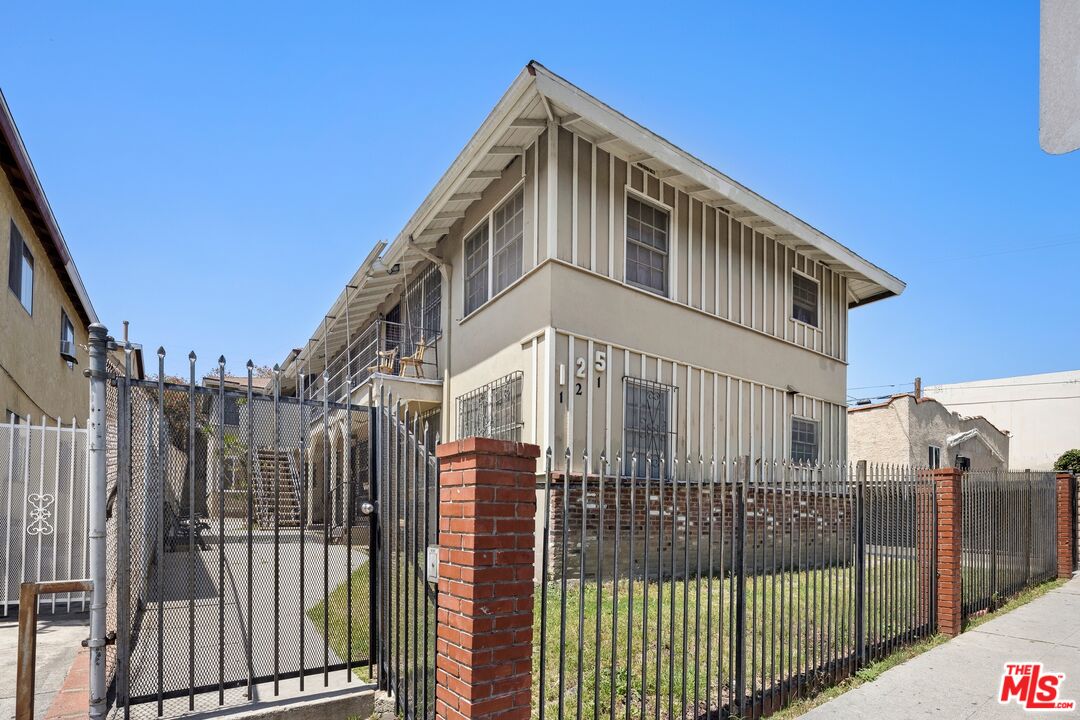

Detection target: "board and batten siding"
[533, 126, 848, 363]
[527, 329, 845, 471]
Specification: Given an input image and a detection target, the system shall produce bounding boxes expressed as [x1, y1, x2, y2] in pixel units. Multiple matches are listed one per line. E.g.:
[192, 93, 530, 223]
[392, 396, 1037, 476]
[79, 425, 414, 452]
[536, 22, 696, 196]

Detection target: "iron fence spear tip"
[218, 355, 226, 366]
[247, 360, 254, 369]
[157, 346, 166, 357]
[189, 351, 196, 361]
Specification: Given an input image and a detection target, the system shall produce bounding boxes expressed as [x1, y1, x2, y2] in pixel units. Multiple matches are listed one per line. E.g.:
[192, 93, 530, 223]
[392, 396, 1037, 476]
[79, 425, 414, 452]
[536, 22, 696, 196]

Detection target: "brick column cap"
[436, 436, 541, 461]
[1058, 472, 1075, 480]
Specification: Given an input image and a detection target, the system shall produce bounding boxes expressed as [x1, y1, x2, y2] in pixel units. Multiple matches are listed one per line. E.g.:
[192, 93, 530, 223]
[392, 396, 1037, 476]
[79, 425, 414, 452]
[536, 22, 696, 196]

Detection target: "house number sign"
[559, 350, 606, 403]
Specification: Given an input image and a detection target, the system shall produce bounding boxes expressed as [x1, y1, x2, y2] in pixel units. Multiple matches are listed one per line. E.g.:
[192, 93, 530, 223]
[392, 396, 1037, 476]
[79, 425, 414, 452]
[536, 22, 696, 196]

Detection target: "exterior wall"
[925, 371, 1080, 470]
[432, 126, 850, 466]
[847, 395, 1009, 471]
[0, 175, 89, 425]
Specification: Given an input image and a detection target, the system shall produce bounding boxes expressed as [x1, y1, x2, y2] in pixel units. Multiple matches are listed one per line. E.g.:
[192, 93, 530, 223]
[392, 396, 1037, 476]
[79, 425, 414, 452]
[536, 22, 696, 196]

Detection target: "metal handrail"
[286, 449, 302, 518]
[251, 451, 270, 527]
[16, 579, 95, 720]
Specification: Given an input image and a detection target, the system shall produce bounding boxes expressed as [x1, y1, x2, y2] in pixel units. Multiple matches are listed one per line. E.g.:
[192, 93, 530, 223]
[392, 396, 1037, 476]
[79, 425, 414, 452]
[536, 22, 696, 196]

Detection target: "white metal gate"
[0, 418, 90, 614]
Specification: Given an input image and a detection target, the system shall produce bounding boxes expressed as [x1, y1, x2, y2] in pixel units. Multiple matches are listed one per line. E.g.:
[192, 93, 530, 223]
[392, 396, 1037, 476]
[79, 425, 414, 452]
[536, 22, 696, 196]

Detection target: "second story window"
[792, 271, 819, 327]
[623, 377, 676, 478]
[464, 225, 489, 315]
[7, 222, 34, 314]
[463, 186, 526, 317]
[625, 195, 669, 296]
[791, 417, 819, 465]
[60, 310, 76, 365]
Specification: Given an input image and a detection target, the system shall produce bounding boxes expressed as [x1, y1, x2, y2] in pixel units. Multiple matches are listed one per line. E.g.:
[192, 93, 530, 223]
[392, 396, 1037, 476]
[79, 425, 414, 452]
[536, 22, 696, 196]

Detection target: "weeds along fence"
[533, 454, 936, 720]
[960, 470, 1058, 619]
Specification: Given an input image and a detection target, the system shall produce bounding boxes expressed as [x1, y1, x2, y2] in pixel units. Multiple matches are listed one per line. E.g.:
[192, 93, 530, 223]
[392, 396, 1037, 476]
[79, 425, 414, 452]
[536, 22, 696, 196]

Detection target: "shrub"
[1053, 449, 1080, 473]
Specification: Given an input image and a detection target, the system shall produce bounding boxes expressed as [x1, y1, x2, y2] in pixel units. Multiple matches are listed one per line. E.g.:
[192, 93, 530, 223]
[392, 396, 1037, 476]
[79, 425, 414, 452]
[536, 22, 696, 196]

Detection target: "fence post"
[733, 456, 748, 716]
[933, 467, 963, 637]
[434, 437, 540, 720]
[854, 460, 866, 666]
[1057, 473, 1076, 579]
[86, 323, 109, 720]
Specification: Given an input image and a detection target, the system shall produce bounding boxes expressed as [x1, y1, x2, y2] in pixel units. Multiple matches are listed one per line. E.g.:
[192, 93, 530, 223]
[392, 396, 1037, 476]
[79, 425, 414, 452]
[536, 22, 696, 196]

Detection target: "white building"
[923, 370, 1080, 470]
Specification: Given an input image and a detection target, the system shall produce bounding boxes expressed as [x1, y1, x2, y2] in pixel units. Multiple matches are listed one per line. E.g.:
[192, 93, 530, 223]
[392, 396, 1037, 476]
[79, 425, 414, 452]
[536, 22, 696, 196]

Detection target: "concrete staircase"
[253, 448, 301, 528]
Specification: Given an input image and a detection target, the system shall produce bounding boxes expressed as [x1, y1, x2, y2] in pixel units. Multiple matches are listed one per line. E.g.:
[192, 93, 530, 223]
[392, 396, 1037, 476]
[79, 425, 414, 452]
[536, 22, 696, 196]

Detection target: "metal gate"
[110, 351, 377, 718]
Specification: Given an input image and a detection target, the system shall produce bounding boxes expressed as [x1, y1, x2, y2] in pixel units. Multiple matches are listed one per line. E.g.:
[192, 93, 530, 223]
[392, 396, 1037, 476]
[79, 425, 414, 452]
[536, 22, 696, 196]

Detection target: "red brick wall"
[934, 468, 963, 637]
[435, 437, 540, 720]
[1058, 473, 1076, 579]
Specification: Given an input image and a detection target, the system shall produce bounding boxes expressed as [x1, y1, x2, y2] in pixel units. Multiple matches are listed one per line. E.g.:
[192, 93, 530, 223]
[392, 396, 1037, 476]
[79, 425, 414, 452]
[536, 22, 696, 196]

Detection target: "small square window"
[792, 272, 818, 327]
[791, 417, 819, 465]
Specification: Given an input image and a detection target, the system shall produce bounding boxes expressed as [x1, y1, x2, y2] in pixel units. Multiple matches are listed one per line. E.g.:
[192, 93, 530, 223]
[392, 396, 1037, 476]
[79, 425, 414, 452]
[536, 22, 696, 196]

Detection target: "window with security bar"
[456, 371, 523, 442]
[622, 377, 677, 478]
[791, 417, 819, 465]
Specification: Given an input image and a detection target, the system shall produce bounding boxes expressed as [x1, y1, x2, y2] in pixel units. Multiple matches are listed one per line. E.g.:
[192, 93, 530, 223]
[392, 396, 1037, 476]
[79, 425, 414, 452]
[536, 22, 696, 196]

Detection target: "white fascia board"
[531, 65, 906, 302]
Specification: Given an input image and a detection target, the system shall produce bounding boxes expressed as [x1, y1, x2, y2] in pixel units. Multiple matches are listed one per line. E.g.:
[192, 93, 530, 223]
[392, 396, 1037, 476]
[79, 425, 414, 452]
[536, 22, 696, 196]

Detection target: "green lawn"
[532, 557, 930, 720]
[306, 562, 373, 679]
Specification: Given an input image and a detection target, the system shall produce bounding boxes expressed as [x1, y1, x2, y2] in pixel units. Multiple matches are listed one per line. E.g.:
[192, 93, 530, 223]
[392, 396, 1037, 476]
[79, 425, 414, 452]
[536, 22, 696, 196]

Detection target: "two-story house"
[280, 62, 904, 499]
[1, 88, 97, 426]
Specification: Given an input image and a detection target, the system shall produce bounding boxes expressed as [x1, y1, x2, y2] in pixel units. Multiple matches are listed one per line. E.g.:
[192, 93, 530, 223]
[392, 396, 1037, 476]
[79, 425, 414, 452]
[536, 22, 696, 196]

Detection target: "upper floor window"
[623, 377, 677, 478]
[60, 310, 76, 365]
[463, 186, 526, 317]
[792, 271, 818, 327]
[625, 195, 668, 296]
[7, 222, 33, 314]
[791, 417, 819, 465]
[928, 445, 941, 469]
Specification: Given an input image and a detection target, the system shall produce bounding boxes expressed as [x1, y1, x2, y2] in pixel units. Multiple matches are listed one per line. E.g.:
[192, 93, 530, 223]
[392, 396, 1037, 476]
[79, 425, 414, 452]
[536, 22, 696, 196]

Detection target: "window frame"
[790, 415, 820, 465]
[8, 222, 33, 314]
[461, 179, 526, 319]
[623, 186, 672, 298]
[928, 445, 941, 470]
[60, 310, 76, 368]
[791, 268, 820, 328]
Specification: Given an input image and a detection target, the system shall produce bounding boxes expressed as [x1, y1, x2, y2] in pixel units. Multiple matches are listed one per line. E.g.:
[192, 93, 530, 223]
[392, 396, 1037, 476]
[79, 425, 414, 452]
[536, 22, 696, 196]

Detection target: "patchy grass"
[531, 557, 928, 720]
[306, 562, 373, 677]
[963, 578, 1067, 631]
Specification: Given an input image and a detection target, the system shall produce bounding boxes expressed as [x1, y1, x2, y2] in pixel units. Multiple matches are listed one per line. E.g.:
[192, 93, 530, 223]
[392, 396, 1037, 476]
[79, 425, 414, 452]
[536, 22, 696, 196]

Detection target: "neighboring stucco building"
[848, 392, 1009, 471]
[924, 370, 1080, 470]
[1, 88, 97, 426]
[281, 61, 905, 492]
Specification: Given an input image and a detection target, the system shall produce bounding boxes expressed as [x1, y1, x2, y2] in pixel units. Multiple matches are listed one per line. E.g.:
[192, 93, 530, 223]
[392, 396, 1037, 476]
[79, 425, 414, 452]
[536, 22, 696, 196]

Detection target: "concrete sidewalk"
[0, 611, 88, 720]
[803, 575, 1080, 719]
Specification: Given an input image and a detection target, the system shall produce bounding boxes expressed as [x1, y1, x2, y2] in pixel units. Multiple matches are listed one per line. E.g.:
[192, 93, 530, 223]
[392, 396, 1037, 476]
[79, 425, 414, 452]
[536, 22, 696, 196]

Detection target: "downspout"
[408, 236, 452, 440]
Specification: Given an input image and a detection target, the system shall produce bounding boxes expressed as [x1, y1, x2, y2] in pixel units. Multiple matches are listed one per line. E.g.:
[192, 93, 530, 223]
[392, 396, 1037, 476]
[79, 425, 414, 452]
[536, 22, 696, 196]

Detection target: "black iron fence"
[960, 470, 1059, 619]
[374, 391, 440, 720]
[534, 453, 937, 720]
[109, 354, 375, 719]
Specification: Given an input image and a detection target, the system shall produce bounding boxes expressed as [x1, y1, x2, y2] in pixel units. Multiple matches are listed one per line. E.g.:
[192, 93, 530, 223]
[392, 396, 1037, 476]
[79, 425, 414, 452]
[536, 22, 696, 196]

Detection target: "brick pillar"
[934, 467, 963, 637]
[434, 437, 540, 720]
[1057, 473, 1075, 580]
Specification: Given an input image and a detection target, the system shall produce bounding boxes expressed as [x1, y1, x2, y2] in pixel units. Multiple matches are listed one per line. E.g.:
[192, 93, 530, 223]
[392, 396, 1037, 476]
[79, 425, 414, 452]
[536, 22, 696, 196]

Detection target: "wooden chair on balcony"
[398, 339, 428, 378]
[367, 347, 397, 376]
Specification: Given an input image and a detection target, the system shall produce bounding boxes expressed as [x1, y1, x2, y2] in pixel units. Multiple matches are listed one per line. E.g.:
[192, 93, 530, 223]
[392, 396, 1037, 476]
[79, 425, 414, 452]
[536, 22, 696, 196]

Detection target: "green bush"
[1053, 449, 1080, 473]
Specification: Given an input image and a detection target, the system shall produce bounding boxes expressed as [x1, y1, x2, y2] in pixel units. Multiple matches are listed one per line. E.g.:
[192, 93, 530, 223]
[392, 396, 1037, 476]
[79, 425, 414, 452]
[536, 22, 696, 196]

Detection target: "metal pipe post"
[86, 323, 108, 720]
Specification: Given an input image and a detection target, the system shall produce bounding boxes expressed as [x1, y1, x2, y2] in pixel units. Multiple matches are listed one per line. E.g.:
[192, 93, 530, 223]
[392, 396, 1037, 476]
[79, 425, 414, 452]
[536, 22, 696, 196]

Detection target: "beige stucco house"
[1, 89, 97, 426]
[848, 391, 1009, 471]
[281, 62, 905, 480]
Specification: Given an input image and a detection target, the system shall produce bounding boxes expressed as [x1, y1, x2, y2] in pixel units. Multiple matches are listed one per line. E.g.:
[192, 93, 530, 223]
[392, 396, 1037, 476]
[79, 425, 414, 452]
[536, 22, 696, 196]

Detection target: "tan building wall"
[848, 394, 1009, 471]
[0, 175, 89, 426]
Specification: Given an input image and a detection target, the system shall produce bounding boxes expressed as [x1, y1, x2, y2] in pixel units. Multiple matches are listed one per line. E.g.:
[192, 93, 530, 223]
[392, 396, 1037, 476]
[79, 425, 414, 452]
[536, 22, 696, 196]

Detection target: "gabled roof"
[0, 89, 97, 327]
[285, 61, 905, 377]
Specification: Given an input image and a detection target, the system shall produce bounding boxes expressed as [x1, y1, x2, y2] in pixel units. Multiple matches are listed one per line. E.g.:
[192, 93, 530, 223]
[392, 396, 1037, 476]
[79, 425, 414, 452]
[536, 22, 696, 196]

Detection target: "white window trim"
[623, 184, 673, 299]
[790, 267, 820, 329]
[461, 178, 526, 320]
[928, 444, 942, 469]
[8, 223, 33, 316]
[790, 414, 820, 463]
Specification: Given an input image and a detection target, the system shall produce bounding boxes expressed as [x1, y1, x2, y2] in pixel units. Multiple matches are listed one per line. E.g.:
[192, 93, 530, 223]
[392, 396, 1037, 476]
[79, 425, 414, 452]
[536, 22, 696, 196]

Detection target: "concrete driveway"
[802, 575, 1080, 718]
[0, 611, 87, 720]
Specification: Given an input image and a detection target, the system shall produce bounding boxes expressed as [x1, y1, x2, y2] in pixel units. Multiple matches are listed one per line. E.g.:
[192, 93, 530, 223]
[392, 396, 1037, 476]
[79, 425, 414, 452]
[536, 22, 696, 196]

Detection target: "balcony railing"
[307, 319, 441, 404]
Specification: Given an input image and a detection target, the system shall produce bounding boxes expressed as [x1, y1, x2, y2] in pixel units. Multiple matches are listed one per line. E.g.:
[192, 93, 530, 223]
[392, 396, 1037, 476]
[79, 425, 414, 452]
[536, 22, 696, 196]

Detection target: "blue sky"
[2, 2, 1076, 395]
